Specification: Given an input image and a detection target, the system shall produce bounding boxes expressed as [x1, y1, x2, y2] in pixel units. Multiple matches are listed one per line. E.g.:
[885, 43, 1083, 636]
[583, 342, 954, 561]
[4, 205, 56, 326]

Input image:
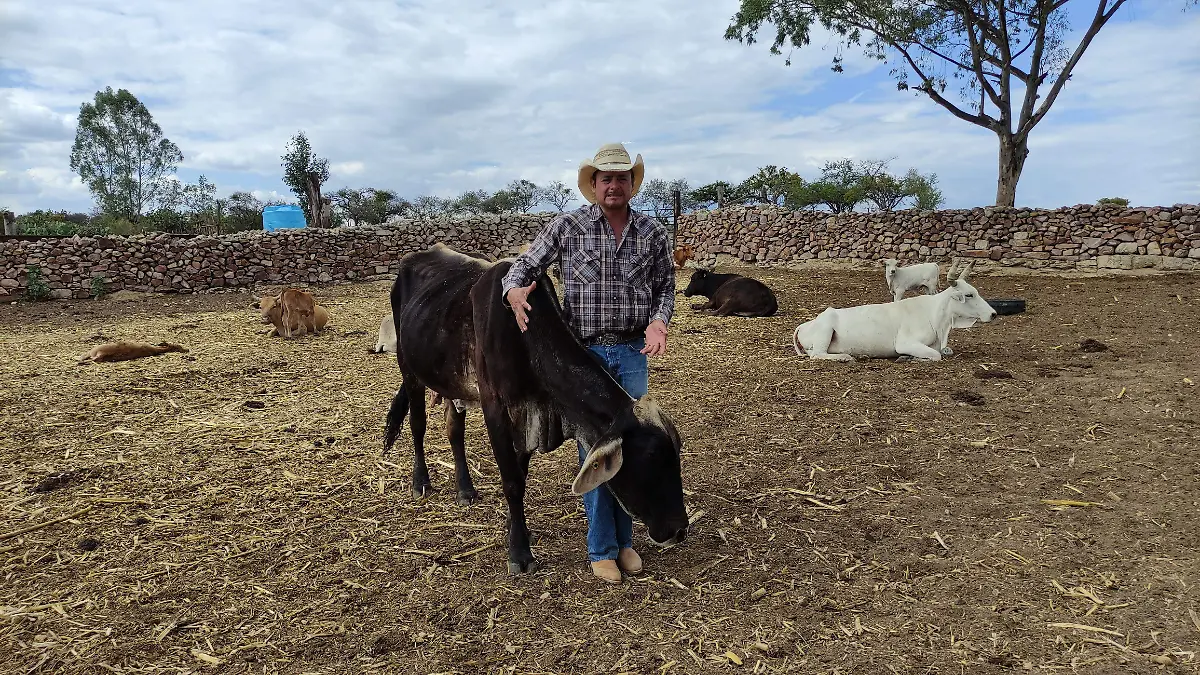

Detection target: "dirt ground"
[1, 265, 1198, 674]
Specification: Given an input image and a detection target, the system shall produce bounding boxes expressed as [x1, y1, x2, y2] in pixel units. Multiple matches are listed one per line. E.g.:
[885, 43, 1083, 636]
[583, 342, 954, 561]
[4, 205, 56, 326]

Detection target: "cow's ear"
[571, 438, 624, 495]
[949, 287, 965, 302]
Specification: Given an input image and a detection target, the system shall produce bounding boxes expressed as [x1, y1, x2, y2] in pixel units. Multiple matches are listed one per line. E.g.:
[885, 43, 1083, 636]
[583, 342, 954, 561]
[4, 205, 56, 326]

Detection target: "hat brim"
[577, 154, 644, 204]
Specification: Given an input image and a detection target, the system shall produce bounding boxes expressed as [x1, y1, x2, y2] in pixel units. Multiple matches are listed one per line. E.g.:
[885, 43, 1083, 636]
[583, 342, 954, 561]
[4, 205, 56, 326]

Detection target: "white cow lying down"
[374, 313, 397, 354]
[793, 275, 997, 362]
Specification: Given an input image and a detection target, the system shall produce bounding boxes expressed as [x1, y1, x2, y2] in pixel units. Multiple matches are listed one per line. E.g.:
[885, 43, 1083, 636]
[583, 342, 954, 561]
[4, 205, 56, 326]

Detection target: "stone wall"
[0, 214, 555, 299]
[675, 203, 1200, 272]
[3, 203, 1198, 300]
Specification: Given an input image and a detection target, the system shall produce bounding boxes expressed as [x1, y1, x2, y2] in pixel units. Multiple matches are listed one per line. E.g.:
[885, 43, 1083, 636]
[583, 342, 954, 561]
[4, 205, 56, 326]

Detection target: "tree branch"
[996, 0, 1014, 131]
[962, 11, 1005, 112]
[1022, 0, 1126, 136]
[892, 41, 1000, 130]
[1014, 0, 1051, 138]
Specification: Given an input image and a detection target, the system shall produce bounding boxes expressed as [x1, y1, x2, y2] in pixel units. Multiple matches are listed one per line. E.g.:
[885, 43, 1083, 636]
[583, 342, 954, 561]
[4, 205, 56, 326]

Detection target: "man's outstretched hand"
[506, 281, 536, 332]
[642, 319, 667, 356]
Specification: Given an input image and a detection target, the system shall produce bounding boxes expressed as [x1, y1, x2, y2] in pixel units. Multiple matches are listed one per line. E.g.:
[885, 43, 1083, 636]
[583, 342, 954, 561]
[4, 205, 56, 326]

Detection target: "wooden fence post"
[672, 189, 682, 250]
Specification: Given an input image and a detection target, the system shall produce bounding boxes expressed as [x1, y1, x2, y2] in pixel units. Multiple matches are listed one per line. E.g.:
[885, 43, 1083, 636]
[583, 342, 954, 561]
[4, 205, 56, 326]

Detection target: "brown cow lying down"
[682, 268, 779, 317]
[256, 289, 330, 338]
[78, 341, 188, 364]
[673, 244, 695, 269]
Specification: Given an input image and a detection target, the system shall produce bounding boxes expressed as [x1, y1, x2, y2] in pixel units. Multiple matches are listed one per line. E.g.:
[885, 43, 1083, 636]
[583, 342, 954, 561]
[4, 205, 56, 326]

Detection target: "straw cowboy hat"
[577, 142, 644, 204]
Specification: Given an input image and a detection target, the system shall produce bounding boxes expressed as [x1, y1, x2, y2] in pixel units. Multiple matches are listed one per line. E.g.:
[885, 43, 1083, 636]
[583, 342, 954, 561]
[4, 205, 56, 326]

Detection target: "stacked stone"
[0, 213, 555, 298]
[4, 204, 1197, 299]
[675, 204, 1199, 271]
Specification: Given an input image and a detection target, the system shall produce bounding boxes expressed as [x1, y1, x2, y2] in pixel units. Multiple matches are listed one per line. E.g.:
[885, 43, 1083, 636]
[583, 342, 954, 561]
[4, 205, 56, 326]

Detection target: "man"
[500, 142, 675, 584]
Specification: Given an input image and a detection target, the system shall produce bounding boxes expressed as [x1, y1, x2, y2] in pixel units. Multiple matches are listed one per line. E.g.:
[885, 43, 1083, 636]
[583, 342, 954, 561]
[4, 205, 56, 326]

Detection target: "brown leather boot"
[617, 547, 643, 574]
[590, 559, 622, 584]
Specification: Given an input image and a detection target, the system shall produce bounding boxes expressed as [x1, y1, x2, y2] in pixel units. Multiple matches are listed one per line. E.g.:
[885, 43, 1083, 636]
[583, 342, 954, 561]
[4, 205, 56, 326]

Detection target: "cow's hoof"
[896, 356, 913, 363]
[941, 347, 954, 356]
[455, 489, 480, 506]
[411, 483, 433, 500]
[508, 558, 540, 575]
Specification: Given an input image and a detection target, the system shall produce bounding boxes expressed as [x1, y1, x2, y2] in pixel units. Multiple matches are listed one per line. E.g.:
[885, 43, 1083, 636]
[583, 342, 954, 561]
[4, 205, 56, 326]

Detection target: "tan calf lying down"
[78, 341, 188, 364]
[256, 289, 330, 338]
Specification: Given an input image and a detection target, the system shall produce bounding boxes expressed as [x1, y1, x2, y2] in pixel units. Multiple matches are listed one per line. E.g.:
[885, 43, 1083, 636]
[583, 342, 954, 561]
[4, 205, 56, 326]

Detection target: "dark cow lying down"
[682, 268, 779, 317]
[383, 243, 689, 573]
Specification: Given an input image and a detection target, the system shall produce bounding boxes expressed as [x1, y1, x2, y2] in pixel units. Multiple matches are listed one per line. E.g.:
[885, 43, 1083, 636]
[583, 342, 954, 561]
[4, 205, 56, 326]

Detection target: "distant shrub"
[90, 213, 141, 236]
[90, 274, 109, 299]
[14, 209, 106, 236]
[24, 265, 51, 301]
[1097, 197, 1130, 207]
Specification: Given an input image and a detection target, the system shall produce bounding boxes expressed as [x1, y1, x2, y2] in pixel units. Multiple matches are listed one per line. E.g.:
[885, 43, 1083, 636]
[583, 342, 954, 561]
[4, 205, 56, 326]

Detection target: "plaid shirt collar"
[585, 203, 646, 238]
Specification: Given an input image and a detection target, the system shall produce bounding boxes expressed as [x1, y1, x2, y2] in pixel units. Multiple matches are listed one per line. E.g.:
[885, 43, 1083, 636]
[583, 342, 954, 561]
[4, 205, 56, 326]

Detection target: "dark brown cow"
[682, 268, 779, 317]
[382, 243, 688, 574]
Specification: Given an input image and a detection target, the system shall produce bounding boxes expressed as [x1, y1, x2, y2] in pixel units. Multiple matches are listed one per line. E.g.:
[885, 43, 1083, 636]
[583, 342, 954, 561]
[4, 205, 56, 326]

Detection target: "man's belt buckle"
[591, 331, 639, 346]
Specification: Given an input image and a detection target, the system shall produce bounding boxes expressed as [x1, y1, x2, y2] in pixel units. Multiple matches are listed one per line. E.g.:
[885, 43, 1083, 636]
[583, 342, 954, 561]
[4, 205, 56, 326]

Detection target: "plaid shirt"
[501, 204, 675, 342]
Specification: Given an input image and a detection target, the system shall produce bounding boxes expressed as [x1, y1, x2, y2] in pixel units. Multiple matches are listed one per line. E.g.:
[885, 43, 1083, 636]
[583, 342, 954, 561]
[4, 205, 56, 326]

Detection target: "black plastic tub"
[987, 298, 1026, 315]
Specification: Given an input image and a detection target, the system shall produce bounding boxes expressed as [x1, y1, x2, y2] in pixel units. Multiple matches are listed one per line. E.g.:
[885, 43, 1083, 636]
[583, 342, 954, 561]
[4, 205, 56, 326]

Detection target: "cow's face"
[882, 258, 898, 285]
[948, 278, 997, 327]
[255, 295, 279, 324]
[572, 401, 689, 547]
[682, 269, 709, 297]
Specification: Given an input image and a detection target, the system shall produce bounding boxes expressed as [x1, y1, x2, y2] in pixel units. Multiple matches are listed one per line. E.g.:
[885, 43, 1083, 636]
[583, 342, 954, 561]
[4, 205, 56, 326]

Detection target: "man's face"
[592, 170, 633, 209]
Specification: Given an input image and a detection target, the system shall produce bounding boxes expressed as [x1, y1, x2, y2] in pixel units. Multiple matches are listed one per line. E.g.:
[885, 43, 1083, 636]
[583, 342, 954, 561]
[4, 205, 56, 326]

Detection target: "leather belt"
[584, 330, 644, 346]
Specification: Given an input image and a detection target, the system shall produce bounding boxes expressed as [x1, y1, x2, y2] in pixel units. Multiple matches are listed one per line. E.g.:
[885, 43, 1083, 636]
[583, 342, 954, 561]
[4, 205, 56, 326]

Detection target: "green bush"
[90, 274, 109, 299]
[1097, 197, 1130, 207]
[24, 265, 51, 302]
[90, 213, 141, 236]
[14, 210, 106, 236]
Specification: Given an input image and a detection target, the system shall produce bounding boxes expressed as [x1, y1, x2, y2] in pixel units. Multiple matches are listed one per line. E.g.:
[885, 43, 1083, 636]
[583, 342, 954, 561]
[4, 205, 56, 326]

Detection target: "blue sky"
[1, 0, 1197, 215]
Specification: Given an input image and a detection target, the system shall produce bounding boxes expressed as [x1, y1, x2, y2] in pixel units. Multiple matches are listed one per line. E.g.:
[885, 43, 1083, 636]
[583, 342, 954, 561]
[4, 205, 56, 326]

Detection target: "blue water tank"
[262, 205, 307, 231]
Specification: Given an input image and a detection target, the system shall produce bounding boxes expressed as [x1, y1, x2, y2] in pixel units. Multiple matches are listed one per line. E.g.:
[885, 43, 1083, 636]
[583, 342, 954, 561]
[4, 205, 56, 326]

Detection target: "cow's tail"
[383, 386, 410, 453]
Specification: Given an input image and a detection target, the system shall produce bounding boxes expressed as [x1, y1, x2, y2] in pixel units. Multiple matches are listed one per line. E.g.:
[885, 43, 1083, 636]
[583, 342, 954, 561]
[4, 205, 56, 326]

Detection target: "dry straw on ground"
[1, 266, 1198, 674]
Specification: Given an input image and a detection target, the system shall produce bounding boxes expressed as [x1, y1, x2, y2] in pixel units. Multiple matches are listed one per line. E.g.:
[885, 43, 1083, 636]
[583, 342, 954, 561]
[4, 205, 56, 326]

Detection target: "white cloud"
[0, 0, 1196, 214]
[330, 161, 365, 177]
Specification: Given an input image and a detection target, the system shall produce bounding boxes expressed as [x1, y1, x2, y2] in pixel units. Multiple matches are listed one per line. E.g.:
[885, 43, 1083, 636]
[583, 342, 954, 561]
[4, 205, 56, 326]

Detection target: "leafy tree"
[738, 165, 803, 206]
[725, 0, 1162, 206]
[410, 195, 452, 219]
[848, 159, 944, 211]
[503, 179, 539, 214]
[906, 169, 945, 210]
[481, 190, 516, 214]
[69, 87, 183, 220]
[786, 160, 864, 213]
[535, 180, 576, 212]
[1097, 196, 1129, 207]
[331, 187, 410, 225]
[691, 180, 745, 209]
[450, 189, 491, 215]
[223, 191, 266, 232]
[281, 131, 329, 225]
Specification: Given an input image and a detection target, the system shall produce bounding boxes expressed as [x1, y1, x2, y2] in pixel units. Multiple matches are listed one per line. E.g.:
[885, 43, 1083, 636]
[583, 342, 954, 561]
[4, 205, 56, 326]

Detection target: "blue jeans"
[578, 340, 648, 562]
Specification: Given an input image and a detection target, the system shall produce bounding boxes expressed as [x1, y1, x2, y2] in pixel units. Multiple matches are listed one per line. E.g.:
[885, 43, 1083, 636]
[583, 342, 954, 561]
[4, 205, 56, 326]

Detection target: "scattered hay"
[1, 271, 1197, 674]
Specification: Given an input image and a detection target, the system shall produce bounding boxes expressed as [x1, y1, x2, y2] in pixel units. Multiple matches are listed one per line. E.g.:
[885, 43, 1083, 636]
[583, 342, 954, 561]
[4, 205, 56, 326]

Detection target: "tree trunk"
[304, 172, 324, 227]
[995, 133, 1029, 207]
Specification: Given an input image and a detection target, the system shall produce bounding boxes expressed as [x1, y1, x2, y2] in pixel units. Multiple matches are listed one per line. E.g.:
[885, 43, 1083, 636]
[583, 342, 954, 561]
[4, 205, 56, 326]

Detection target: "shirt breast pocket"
[571, 249, 602, 284]
[621, 251, 654, 287]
